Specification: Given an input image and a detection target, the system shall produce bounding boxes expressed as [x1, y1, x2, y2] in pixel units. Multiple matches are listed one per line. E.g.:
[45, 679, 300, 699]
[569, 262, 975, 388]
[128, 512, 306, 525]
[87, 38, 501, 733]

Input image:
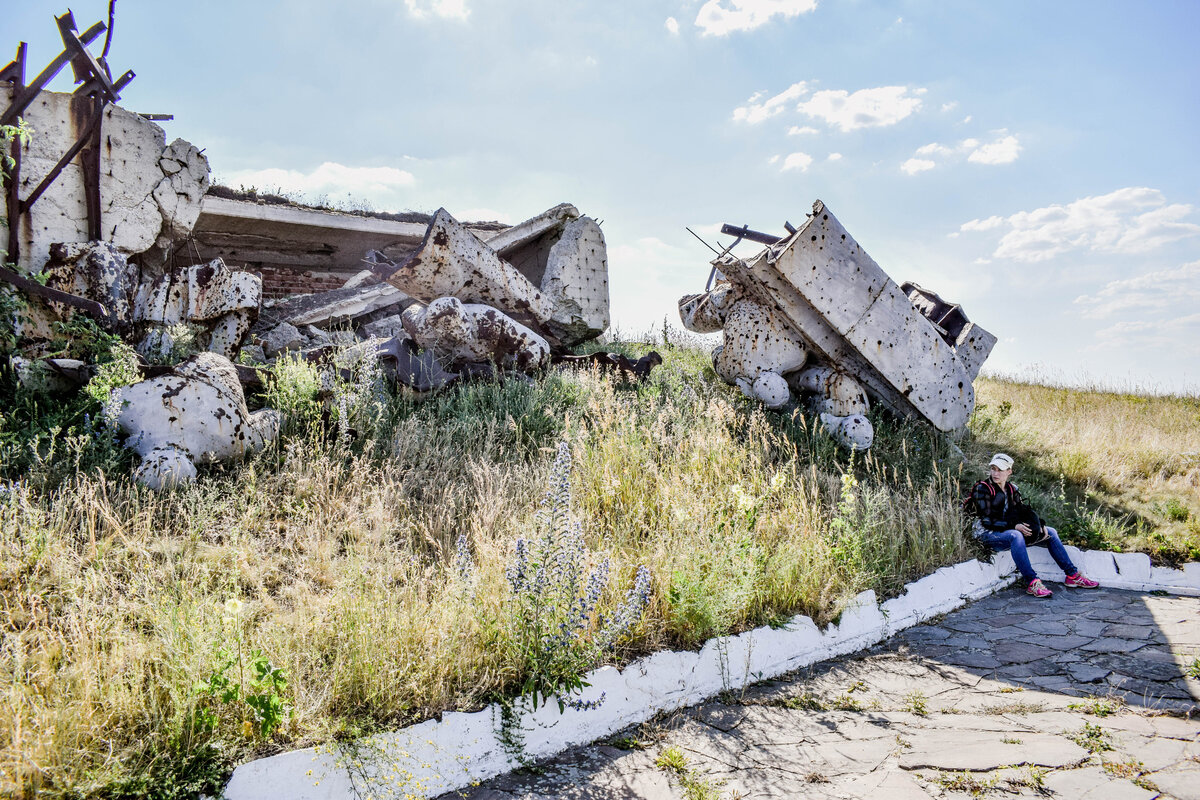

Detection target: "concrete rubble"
[4, 22, 616, 489]
[679, 200, 996, 449]
[111, 352, 281, 490]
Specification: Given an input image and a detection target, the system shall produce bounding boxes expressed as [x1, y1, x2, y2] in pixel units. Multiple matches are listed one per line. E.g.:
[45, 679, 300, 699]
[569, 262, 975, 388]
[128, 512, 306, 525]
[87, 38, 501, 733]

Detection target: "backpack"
[960, 479, 1015, 518]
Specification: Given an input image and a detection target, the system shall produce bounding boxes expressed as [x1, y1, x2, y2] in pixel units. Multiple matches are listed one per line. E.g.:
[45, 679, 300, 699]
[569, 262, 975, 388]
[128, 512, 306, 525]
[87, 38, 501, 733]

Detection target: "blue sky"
[9, 0, 1200, 391]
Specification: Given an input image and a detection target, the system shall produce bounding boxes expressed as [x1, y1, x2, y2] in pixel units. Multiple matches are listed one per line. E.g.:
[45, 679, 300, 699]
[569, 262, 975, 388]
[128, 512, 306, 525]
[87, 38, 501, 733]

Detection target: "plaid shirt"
[971, 478, 1022, 532]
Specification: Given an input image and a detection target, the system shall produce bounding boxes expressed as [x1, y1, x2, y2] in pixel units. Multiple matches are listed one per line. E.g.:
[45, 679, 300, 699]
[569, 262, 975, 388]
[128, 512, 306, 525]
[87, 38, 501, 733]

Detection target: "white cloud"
[665, 16, 680, 34]
[404, 0, 469, 20]
[904, 133, 1020, 173]
[827, 152, 842, 161]
[1073, 260, 1200, 319]
[733, 81, 809, 124]
[695, 0, 818, 36]
[962, 115, 973, 124]
[795, 86, 923, 131]
[968, 134, 1021, 165]
[963, 187, 1200, 263]
[787, 125, 819, 135]
[222, 162, 416, 206]
[767, 154, 780, 164]
[781, 152, 813, 172]
[941, 102, 958, 112]
[1089, 313, 1200, 355]
[960, 216, 1005, 232]
[901, 158, 935, 175]
[915, 142, 950, 157]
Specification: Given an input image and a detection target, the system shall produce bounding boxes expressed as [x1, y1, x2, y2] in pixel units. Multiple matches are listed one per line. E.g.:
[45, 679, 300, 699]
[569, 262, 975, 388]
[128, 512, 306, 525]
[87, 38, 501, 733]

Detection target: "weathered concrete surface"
[112, 353, 280, 490]
[43, 241, 141, 326]
[454, 588, 1199, 799]
[540, 216, 611, 345]
[406, 296, 550, 372]
[254, 282, 412, 332]
[1, 88, 210, 273]
[380, 208, 559, 333]
[189, 197, 506, 292]
[721, 201, 991, 432]
[375, 206, 610, 347]
[133, 259, 261, 360]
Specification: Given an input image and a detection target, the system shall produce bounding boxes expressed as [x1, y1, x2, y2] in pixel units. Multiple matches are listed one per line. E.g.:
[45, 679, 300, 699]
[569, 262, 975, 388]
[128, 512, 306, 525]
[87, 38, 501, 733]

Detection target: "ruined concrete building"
[2, 11, 612, 489]
[679, 201, 996, 450]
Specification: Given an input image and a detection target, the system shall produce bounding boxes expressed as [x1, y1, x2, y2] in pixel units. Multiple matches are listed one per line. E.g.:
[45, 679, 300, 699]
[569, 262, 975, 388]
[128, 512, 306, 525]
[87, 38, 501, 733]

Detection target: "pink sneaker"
[1026, 578, 1053, 598]
[1065, 572, 1099, 589]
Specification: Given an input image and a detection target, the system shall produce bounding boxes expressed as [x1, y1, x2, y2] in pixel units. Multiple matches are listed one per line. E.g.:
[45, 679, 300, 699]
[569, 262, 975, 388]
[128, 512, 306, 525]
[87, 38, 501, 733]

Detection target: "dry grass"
[0, 344, 974, 796]
[4, 346, 1193, 797]
[971, 375, 1200, 560]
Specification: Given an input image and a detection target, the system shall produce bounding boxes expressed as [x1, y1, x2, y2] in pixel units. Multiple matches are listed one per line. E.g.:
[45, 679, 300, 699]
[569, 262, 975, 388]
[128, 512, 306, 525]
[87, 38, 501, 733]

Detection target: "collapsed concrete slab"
[406, 296, 550, 372]
[133, 258, 261, 361]
[370, 205, 610, 347]
[680, 200, 996, 446]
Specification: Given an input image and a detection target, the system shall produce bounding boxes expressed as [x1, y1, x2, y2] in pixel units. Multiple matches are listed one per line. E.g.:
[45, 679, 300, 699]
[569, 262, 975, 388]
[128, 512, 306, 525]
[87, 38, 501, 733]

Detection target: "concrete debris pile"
[248, 202, 612, 381]
[1, 14, 613, 491]
[679, 200, 996, 450]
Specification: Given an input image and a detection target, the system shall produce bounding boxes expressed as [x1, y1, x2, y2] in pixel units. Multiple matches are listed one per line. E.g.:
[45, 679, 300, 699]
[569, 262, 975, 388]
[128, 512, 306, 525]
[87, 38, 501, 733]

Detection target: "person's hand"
[1015, 523, 1033, 536]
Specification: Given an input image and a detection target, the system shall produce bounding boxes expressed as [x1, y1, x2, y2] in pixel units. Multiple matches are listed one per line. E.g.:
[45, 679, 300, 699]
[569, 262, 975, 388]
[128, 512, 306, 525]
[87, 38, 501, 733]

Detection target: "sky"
[7, 0, 1200, 393]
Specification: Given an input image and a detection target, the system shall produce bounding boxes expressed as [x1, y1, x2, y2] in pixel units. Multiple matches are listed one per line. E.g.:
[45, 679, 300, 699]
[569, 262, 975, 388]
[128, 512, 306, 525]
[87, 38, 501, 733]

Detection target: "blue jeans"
[978, 526, 1078, 583]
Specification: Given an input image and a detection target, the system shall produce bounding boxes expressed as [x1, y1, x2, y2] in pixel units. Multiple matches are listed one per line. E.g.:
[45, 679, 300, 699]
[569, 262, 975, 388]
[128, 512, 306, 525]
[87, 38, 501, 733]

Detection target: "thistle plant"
[505, 442, 652, 712]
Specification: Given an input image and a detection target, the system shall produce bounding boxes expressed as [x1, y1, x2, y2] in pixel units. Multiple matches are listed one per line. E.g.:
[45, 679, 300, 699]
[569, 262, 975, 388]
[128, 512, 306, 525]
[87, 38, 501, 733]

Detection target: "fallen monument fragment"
[680, 200, 996, 449]
[111, 352, 281, 490]
[367, 204, 610, 348]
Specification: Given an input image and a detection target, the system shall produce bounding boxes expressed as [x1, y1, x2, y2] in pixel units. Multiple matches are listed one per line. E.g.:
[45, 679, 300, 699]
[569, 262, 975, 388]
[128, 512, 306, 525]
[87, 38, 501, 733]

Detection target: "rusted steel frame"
[0, 264, 113, 319]
[19, 100, 104, 214]
[0, 41, 26, 85]
[76, 94, 104, 241]
[57, 12, 120, 101]
[4, 131, 20, 263]
[0, 22, 106, 128]
[2, 44, 27, 264]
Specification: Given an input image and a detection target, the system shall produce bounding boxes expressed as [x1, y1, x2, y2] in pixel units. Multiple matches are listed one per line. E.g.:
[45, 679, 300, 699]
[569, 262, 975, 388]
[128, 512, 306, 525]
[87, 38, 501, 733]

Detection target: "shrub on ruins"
[0, 315, 139, 486]
[499, 442, 652, 713]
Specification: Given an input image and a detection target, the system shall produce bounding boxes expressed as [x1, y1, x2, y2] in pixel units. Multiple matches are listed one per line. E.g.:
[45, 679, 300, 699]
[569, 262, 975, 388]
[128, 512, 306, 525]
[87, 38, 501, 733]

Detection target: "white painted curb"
[224, 550, 1199, 799]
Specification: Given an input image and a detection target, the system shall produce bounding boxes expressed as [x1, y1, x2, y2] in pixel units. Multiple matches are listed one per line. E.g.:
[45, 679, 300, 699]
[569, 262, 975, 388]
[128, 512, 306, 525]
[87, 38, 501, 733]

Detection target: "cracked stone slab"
[444, 588, 1200, 800]
[1041, 765, 1157, 800]
[897, 730, 1089, 770]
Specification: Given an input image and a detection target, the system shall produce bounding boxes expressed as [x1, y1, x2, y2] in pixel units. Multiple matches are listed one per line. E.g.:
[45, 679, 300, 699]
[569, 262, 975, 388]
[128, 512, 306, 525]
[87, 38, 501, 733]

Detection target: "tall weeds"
[0, 347, 1091, 798]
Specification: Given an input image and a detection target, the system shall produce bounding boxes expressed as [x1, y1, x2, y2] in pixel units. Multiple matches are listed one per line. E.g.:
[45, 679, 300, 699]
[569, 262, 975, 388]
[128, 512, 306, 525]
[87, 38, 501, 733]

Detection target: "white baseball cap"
[989, 453, 1014, 470]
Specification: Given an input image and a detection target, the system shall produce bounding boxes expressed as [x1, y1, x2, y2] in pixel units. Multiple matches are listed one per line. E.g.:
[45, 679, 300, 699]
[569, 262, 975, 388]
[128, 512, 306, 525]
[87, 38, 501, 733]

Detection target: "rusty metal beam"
[4, 133, 20, 263]
[720, 223, 788, 247]
[0, 265, 113, 320]
[0, 22, 106, 127]
[0, 42, 26, 86]
[56, 12, 119, 101]
[75, 94, 104, 241]
[20, 100, 104, 213]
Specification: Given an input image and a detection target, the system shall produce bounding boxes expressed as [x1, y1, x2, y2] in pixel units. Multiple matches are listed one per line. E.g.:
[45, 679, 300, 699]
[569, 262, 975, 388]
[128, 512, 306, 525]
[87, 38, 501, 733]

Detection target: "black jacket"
[971, 478, 1023, 532]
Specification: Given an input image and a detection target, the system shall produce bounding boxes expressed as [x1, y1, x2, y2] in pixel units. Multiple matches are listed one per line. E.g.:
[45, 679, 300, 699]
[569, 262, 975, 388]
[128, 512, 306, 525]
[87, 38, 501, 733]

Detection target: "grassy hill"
[1, 337, 1196, 797]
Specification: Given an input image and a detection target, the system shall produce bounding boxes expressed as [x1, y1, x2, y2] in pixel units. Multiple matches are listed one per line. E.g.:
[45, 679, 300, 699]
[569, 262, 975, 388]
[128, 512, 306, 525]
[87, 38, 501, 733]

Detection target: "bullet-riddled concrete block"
[1, 90, 210, 273]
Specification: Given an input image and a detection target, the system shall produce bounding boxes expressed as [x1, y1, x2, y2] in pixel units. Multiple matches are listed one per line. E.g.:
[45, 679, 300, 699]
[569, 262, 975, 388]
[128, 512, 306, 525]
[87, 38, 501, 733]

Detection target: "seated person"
[970, 453, 1099, 598]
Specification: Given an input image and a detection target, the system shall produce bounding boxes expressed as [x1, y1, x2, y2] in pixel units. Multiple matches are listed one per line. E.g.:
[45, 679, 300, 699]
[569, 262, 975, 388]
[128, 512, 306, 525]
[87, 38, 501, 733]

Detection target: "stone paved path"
[452, 587, 1200, 799]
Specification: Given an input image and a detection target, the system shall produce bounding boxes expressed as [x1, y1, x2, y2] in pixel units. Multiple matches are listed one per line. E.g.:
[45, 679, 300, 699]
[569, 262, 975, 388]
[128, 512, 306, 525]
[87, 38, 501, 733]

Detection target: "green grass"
[1, 338, 1196, 798]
